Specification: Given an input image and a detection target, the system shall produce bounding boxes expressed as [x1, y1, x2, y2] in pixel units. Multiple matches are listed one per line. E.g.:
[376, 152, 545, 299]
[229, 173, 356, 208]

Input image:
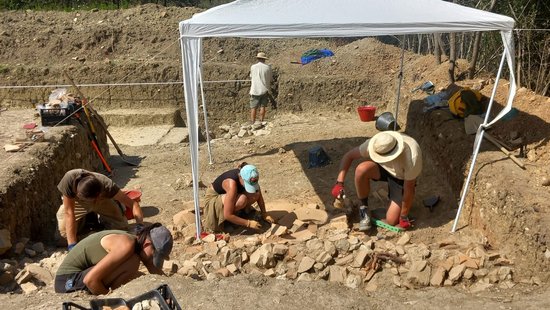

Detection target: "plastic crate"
[61, 285, 181, 310]
[127, 289, 170, 310]
[39, 104, 75, 126]
[62, 301, 89, 310]
[157, 284, 182, 310]
[90, 298, 128, 310]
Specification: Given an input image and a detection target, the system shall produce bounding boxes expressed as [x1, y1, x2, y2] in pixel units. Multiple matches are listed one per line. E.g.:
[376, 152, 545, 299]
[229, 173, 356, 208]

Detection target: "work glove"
[262, 214, 275, 224]
[398, 216, 411, 230]
[331, 182, 345, 199]
[247, 220, 262, 230]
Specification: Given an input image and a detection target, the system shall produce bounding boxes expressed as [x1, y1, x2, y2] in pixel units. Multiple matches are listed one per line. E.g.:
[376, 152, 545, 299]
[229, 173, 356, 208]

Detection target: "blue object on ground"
[301, 49, 334, 65]
[308, 146, 331, 168]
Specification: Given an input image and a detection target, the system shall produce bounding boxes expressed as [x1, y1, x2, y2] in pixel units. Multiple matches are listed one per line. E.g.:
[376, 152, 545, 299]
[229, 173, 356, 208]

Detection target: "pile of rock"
[167, 211, 525, 293]
[0, 235, 61, 294]
[218, 122, 272, 140]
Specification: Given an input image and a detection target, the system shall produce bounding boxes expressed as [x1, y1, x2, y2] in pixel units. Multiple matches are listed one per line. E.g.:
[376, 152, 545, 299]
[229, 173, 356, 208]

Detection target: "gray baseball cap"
[150, 226, 173, 269]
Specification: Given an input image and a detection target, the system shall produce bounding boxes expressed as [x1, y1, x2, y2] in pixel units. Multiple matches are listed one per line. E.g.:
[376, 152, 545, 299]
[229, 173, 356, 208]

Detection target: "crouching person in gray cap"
[54, 223, 173, 295]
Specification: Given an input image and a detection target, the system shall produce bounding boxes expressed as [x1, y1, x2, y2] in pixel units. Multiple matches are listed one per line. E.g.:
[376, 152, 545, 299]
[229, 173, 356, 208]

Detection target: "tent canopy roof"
[180, 0, 515, 38]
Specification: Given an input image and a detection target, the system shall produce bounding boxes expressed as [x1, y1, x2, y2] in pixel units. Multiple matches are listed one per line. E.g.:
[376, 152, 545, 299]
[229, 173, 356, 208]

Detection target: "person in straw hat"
[332, 131, 422, 230]
[248, 52, 273, 129]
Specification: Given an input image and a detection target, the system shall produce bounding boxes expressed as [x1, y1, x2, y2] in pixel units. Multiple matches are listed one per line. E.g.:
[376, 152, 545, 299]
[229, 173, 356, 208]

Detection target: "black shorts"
[374, 164, 405, 204]
[54, 267, 93, 293]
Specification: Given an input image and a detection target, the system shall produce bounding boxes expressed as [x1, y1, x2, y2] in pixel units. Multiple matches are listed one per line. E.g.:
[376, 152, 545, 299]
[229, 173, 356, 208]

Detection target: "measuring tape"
[374, 219, 403, 233]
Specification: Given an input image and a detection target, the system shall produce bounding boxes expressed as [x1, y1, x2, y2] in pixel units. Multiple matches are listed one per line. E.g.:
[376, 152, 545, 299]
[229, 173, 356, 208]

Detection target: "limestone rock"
[448, 264, 466, 283]
[329, 266, 347, 283]
[430, 267, 446, 287]
[298, 256, 315, 273]
[20, 282, 38, 294]
[25, 264, 52, 284]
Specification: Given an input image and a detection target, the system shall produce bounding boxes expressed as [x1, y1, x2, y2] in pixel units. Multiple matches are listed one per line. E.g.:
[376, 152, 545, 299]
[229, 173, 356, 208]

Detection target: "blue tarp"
[300, 49, 334, 65]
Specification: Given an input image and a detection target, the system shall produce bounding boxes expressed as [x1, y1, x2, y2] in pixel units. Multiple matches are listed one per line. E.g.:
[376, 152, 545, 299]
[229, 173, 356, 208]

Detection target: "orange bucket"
[357, 106, 376, 122]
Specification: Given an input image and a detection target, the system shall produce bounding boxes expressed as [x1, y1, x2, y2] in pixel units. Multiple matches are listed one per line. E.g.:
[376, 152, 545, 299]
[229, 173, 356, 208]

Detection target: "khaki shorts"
[56, 198, 128, 238]
[250, 93, 269, 109]
[202, 187, 225, 233]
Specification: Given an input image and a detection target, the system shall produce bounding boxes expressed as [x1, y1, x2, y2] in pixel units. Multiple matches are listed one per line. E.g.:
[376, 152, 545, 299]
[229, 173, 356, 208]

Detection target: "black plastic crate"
[61, 285, 181, 310]
[157, 284, 182, 310]
[90, 297, 128, 310]
[39, 104, 75, 126]
[61, 301, 89, 310]
[127, 289, 169, 310]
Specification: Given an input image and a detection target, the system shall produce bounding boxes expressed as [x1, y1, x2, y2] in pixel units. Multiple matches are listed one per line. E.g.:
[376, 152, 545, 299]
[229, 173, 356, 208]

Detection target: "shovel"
[63, 71, 140, 167]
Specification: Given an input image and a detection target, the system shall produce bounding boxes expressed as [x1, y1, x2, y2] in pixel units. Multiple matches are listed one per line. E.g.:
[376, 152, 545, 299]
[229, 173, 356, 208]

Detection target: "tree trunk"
[468, 0, 496, 79]
[434, 34, 441, 64]
[468, 32, 481, 79]
[448, 32, 456, 83]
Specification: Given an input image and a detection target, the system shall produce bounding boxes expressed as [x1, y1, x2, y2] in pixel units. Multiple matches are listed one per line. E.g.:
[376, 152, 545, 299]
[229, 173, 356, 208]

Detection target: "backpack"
[448, 88, 484, 118]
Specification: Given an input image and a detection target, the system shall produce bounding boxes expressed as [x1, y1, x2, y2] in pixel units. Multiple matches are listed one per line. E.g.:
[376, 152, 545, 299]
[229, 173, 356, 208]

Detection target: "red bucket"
[357, 106, 376, 122]
[124, 190, 142, 220]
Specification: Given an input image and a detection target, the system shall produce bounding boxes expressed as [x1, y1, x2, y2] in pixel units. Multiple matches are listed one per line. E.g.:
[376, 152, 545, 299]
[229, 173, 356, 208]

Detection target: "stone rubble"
[0, 208, 535, 295]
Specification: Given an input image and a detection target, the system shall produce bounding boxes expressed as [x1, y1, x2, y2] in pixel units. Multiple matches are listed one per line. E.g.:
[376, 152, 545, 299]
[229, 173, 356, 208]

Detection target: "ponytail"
[238, 162, 248, 169]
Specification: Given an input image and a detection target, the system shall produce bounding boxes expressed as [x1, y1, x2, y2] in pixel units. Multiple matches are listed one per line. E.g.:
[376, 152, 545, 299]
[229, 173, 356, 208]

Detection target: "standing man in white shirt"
[249, 52, 273, 128]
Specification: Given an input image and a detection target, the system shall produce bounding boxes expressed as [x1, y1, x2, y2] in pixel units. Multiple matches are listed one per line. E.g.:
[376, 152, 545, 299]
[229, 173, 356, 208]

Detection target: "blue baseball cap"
[240, 164, 260, 193]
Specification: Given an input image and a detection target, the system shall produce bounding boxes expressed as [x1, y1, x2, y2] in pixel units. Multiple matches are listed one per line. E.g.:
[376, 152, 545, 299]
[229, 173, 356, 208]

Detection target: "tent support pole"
[394, 36, 405, 131]
[451, 51, 507, 233]
[199, 66, 213, 164]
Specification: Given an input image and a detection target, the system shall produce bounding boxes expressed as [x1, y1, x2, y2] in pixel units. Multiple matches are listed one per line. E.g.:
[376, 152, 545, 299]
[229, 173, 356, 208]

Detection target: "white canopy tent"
[179, 0, 516, 237]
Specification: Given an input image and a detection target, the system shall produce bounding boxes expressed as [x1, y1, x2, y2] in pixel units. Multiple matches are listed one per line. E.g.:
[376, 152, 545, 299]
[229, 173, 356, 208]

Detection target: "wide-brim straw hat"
[367, 131, 404, 163]
[256, 52, 268, 59]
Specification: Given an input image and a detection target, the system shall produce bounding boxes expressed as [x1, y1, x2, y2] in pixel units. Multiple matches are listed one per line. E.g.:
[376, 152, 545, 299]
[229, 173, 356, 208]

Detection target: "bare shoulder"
[100, 233, 135, 252]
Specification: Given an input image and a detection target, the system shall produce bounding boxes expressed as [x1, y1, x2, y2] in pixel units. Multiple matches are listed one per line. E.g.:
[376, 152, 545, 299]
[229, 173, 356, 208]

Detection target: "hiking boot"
[358, 205, 371, 231]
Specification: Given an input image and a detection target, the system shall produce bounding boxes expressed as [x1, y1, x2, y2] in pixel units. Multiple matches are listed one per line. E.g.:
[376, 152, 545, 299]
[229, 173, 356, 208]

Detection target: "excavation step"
[106, 125, 189, 147]
[98, 108, 184, 127]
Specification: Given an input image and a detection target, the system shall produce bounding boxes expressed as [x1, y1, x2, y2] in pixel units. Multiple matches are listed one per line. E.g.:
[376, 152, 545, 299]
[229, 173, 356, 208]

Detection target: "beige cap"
[256, 52, 268, 59]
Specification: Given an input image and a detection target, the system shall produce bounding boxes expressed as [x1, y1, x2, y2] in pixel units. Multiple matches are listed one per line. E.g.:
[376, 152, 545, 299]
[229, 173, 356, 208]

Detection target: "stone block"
[329, 266, 347, 283]
[26, 264, 52, 284]
[351, 250, 369, 268]
[448, 264, 466, 282]
[430, 266, 446, 287]
[173, 210, 196, 226]
[345, 273, 362, 289]
[15, 270, 32, 285]
[298, 256, 315, 273]
[31, 242, 44, 254]
[396, 232, 410, 246]
[20, 282, 38, 294]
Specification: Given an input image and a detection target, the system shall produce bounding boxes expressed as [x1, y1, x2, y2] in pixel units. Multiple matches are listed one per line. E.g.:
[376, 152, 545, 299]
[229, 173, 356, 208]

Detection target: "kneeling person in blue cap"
[54, 223, 173, 295]
[203, 163, 274, 232]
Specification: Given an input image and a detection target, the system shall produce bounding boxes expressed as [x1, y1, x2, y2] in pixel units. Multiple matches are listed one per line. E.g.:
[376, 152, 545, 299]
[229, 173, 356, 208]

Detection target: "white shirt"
[249, 62, 272, 96]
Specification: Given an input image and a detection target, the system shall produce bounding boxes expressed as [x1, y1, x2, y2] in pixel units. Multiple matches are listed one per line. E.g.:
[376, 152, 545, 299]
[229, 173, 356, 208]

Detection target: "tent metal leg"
[199, 66, 213, 165]
[451, 51, 507, 233]
[394, 36, 405, 131]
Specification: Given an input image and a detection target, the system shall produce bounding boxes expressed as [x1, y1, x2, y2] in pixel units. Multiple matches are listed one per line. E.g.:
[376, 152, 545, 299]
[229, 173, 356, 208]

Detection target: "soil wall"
[0, 122, 108, 246]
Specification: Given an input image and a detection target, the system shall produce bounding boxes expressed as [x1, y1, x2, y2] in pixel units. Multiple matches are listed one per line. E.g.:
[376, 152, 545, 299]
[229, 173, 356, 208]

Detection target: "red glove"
[398, 217, 411, 230]
[331, 182, 345, 199]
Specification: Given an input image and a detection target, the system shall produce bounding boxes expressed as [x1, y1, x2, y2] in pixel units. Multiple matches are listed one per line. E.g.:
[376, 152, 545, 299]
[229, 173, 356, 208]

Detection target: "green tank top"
[56, 230, 134, 275]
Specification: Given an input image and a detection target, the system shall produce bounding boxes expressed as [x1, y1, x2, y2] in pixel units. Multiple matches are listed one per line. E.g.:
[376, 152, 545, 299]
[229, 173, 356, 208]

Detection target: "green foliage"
[0, 1, 202, 11]
[0, 64, 9, 74]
